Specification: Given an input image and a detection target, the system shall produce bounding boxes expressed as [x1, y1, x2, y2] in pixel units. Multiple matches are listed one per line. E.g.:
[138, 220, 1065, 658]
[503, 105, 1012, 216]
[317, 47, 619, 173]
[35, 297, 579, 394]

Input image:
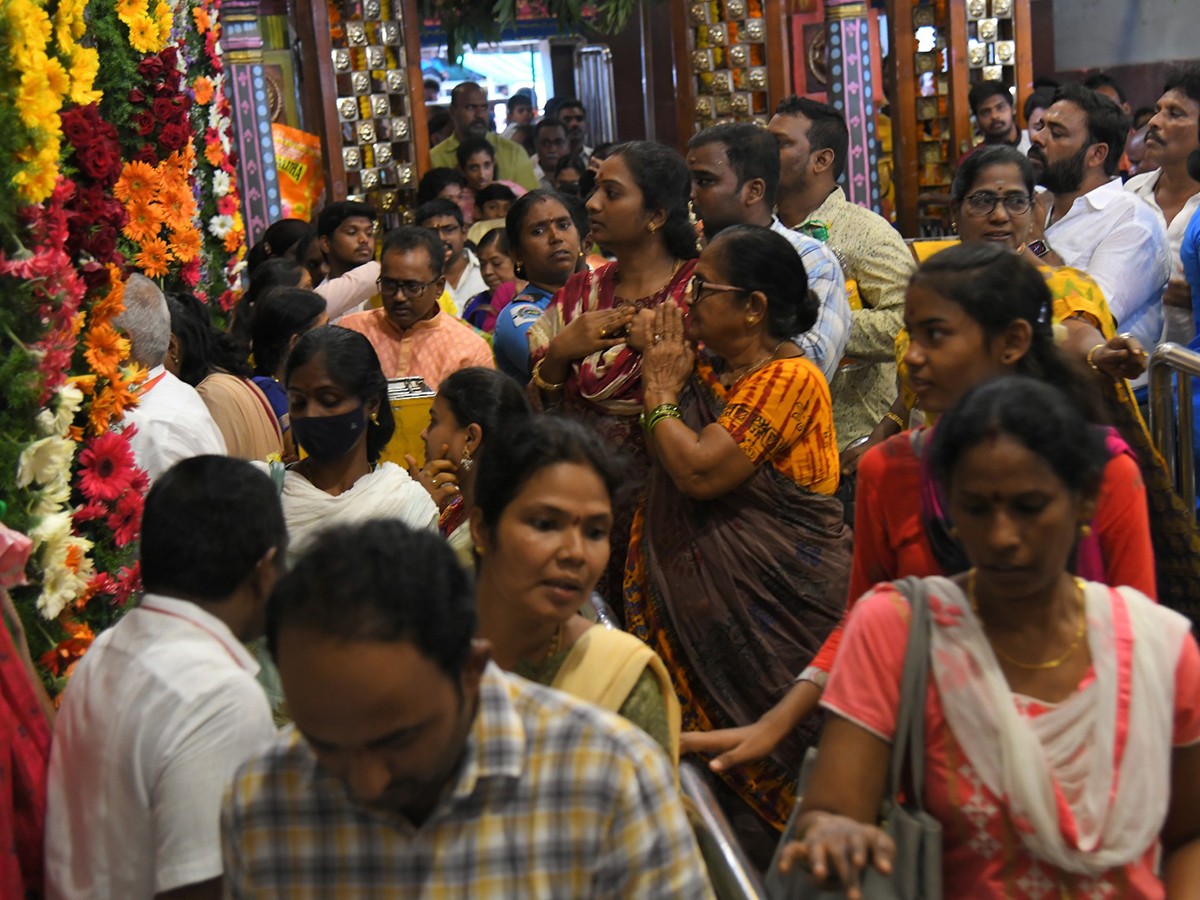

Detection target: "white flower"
[32, 479, 73, 518]
[37, 535, 94, 620]
[212, 170, 231, 196]
[35, 383, 84, 437]
[208, 214, 235, 239]
[28, 510, 72, 551]
[17, 436, 76, 488]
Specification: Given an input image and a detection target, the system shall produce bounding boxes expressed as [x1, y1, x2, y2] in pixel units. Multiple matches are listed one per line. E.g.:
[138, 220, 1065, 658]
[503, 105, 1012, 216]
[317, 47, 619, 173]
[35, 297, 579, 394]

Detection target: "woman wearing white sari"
[778, 377, 1200, 898]
[265, 326, 436, 566]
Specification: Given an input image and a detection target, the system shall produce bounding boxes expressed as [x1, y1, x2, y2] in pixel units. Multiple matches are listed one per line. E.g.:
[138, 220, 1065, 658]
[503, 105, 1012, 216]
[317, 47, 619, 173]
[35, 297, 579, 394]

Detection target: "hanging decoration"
[1, 0, 246, 692]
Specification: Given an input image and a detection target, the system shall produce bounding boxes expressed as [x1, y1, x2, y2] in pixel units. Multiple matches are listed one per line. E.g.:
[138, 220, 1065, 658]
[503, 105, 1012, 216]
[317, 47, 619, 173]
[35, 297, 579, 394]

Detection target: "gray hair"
[114, 273, 170, 367]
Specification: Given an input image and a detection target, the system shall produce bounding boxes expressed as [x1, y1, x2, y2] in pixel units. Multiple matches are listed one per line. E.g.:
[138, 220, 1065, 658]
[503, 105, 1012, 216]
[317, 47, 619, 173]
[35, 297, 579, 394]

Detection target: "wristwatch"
[1026, 239, 1052, 259]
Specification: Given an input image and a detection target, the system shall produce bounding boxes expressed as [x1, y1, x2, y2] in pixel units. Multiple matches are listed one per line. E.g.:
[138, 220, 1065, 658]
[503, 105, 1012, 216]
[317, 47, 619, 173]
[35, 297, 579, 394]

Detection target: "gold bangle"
[531, 358, 564, 392]
[883, 410, 906, 431]
[1086, 343, 1104, 372]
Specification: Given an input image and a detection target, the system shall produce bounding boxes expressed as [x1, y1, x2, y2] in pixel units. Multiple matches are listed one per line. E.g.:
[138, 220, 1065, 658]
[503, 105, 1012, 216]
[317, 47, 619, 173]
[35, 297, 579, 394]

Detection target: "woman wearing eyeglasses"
[628, 224, 852, 864]
[340, 226, 494, 391]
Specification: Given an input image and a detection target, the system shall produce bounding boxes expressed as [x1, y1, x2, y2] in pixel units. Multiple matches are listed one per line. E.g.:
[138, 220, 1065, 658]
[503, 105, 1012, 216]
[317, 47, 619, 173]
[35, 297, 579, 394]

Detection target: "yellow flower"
[154, 1, 172, 43]
[68, 47, 101, 106]
[45, 56, 70, 98]
[115, 0, 148, 23]
[127, 14, 161, 53]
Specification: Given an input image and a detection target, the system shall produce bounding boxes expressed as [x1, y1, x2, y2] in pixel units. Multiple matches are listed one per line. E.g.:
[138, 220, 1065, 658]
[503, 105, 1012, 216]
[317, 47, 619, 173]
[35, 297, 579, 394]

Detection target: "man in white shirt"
[1026, 83, 1170, 349]
[557, 99, 595, 162]
[116, 274, 226, 480]
[1124, 66, 1200, 344]
[415, 198, 487, 315]
[45, 455, 284, 900]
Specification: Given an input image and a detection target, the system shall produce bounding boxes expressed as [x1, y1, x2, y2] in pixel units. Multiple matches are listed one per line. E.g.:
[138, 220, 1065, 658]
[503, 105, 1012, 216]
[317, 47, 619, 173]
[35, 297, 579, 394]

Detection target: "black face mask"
[291, 405, 367, 462]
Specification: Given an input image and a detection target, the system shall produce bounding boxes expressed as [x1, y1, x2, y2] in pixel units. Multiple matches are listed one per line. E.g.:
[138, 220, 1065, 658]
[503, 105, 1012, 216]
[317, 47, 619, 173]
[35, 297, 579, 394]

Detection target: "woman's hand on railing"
[777, 813, 895, 900]
[1090, 333, 1148, 381]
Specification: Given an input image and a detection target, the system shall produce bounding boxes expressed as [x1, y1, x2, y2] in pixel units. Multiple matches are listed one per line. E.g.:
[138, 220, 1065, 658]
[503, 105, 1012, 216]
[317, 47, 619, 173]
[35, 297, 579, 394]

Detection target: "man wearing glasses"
[430, 82, 540, 192]
[341, 226, 494, 390]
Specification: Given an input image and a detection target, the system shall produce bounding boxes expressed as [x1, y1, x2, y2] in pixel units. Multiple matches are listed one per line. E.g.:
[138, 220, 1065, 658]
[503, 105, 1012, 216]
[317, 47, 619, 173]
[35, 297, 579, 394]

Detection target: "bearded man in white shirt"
[1025, 83, 1170, 350]
[116, 274, 227, 480]
[45, 455, 284, 900]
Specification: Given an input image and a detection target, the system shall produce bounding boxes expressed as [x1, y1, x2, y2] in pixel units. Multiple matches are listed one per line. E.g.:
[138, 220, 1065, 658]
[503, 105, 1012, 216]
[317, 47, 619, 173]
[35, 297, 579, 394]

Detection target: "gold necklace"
[967, 569, 1087, 671]
[542, 623, 563, 662]
[727, 340, 789, 385]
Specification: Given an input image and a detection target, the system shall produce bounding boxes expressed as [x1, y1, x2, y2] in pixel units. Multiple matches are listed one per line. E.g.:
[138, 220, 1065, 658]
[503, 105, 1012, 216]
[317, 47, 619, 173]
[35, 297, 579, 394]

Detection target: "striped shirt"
[769, 217, 853, 383]
[221, 664, 714, 898]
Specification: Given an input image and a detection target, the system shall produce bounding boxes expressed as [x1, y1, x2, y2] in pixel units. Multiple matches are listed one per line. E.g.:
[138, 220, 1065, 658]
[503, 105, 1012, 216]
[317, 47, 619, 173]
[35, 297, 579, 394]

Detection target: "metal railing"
[679, 761, 768, 900]
[1148, 341, 1200, 512]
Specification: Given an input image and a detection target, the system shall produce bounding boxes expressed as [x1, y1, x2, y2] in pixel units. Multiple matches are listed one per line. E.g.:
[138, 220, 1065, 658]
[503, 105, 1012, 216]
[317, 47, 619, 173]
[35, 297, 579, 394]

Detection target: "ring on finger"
[654, 333, 664, 344]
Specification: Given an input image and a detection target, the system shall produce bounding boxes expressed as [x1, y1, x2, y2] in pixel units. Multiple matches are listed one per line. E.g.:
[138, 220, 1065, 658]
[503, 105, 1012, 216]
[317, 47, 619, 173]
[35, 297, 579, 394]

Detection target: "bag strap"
[886, 576, 932, 813]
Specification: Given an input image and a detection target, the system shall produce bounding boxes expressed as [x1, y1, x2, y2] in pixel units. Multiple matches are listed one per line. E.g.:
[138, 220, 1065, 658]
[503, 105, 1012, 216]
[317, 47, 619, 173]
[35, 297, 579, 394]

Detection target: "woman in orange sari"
[528, 141, 698, 604]
[628, 225, 852, 866]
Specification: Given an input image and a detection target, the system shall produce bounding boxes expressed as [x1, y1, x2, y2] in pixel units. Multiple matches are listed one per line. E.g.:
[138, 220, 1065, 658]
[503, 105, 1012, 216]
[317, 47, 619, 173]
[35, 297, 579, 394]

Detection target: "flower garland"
[3, 0, 247, 689]
[185, 0, 247, 314]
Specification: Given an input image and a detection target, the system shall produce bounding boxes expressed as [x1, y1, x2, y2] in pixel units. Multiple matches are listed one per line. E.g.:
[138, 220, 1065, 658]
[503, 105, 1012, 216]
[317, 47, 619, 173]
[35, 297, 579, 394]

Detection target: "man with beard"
[430, 82, 539, 191]
[340, 226, 493, 389]
[686, 122, 851, 380]
[1026, 83, 1169, 350]
[958, 81, 1030, 165]
[221, 522, 712, 898]
[1125, 66, 1200, 344]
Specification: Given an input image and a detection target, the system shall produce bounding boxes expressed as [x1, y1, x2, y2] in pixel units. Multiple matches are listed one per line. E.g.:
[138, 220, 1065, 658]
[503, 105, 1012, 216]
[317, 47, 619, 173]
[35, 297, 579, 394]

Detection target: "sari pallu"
[528, 261, 696, 605]
[624, 373, 852, 831]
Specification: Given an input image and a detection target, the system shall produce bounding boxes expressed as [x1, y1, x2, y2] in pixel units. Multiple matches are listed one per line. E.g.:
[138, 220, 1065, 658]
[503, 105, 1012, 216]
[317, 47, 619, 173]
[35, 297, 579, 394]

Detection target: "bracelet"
[883, 410, 906, 431]
[641, 403, 681, 435]
[1086, 343, 1105, 372]
[530, 358, 564, 392]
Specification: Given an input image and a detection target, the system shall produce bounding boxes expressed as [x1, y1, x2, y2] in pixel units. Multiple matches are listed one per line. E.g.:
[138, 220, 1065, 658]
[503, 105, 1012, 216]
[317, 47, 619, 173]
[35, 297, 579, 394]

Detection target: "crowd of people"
[6, 67, 1200, 898]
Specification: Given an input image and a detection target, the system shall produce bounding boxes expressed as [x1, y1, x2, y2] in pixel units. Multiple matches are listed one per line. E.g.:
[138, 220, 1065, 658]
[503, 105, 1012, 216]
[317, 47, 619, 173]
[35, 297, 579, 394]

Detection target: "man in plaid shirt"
[221, 521, 713, 898]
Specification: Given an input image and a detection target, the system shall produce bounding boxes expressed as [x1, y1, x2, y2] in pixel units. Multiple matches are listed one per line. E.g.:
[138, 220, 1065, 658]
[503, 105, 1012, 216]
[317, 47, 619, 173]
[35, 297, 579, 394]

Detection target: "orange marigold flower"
[204, 139, 224, 167]
[192, 6, 211, 32]
[193, 76, 214, 105]
[91, 270, 126, 324]
[223, 226, 244, 254]
[170, 226, 202, 263]
[135, 237, 172, 278]
[159, 185, 197, 232]
[84, 322, 130, 378]
[88, 387, 122, 434]
[114, 161, 161, 203]
[70, 374, 98, 395]
[123, 198, 164, 245]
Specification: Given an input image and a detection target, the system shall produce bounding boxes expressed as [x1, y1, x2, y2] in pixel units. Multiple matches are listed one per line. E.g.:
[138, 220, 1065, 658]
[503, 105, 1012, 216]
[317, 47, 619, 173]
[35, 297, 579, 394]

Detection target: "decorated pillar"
[222, 0, 283, 243]
[823, 0, 880, 212]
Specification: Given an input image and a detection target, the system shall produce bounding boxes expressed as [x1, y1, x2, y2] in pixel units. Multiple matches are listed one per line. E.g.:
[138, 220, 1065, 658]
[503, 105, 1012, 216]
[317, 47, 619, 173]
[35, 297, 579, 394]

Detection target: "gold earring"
[948, 525, 959, 538]
[647, 222, 658, 234]
[370, 410, 380, 425]
[1080, 523, 1092, 537]
[474, 545, 486, 556]
[460, 445, 473, 471]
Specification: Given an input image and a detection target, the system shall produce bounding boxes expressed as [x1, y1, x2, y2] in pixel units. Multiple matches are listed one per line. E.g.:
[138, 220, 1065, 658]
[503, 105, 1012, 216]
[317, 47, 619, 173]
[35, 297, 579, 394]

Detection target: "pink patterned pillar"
[222, 0, 283, 244]
[824, 0, 880, 212]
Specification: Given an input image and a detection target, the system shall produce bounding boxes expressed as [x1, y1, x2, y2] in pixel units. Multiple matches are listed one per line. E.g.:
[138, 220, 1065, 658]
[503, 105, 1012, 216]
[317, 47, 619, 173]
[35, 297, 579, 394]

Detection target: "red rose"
[138, 56, 165, 79]
[84, 226, 118, 262]
[159, 121, 190, 152]
[61, 109, 93, 150]
[133, 144, 159, 165]
[164, 70, 182, 93]
[78, 143, 121, 183]
[133, 110, 156, 137]
[128, 88, 147, 104]
[151, 97, 178, 122]
[160, 46, 178, 68]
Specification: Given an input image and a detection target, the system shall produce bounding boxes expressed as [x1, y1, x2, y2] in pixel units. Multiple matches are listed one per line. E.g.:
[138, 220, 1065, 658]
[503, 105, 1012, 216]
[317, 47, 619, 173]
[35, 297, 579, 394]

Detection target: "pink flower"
[107, 490, 144, 548]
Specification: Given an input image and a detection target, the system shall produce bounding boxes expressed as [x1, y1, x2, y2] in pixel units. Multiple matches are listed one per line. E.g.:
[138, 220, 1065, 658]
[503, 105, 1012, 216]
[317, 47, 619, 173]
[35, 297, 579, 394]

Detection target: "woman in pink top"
[775, 377, 1200, 898]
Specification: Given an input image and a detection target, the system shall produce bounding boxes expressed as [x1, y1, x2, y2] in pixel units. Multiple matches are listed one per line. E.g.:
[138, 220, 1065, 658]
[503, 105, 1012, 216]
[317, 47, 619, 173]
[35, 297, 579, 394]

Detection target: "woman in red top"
[683, 242, 1154, 773]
